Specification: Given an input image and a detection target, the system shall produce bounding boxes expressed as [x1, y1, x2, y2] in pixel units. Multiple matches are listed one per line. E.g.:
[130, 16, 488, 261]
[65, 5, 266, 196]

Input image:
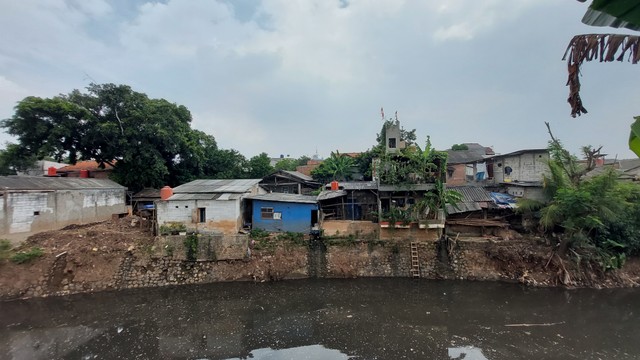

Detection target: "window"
[198, 208, 206, 223]
[261, 207, 274, 219]
[33, 211, 40, 216]
[388, 137, 397, 148]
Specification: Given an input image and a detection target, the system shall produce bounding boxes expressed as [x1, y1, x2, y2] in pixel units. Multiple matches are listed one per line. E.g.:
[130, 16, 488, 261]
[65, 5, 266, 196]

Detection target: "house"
[155, 179, 265, 235]
[296, 159, 323, 177]
[56, 160, 114, 179]
[131, 188, 161, 215]
[245, 193, 319, 233]
[486, 149, 550, 201]
[585, 158, 640, 182]
[445, 143, 495, 186]
[317, 181, 378, 222]
[259, 170, 321, 195]
[0, 176, 126, 240]
[15, 160, 67, 177]
[445, 186, 510, 237]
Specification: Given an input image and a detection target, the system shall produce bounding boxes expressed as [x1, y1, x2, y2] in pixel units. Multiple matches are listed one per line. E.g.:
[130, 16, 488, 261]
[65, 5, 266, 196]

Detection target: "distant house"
[487, 149, 550, 201]
[259, 170, 321, 195]
[296, 159, 323, 177]
[445, 143, 495, 186]
[0, 176, 126, 240]
[131, 188, 160, 214]
[445, 186, 506, 237]
[585, 158, 640, 182]
[57, 160, 114, 179]
[15, 160, 67, 177]
[317, 181, 378, 222]
[155, 179, 265, 235]
[245, 193, 318, 233]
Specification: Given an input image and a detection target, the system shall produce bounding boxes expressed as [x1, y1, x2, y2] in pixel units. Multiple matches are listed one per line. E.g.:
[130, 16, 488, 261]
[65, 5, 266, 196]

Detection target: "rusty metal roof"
[246, 193, 318, 204]
[172, 179, 261, 193]
[446, 185, 493, 202]
[0, 176, 125, 191]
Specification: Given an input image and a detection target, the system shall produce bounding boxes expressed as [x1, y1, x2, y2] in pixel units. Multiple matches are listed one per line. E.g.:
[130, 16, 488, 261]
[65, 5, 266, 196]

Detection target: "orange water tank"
[330, 180, 339, 191]
[47, 167, 57, 176]
[79, 169, 89, 178]
[160, 186, 173, 200]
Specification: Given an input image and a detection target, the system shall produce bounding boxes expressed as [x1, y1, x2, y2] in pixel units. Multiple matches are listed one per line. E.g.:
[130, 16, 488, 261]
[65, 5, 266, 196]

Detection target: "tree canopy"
[1, 83, 270, 190]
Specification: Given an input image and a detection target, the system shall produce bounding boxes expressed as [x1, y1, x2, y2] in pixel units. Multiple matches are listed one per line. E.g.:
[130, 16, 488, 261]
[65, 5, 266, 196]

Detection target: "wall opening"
[198, 208, 206, 223]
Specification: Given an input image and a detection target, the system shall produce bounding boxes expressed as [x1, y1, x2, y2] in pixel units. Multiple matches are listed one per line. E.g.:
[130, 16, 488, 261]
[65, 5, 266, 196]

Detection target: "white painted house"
[489, 149, 550, 201]
[0, 176, 127, 241]
[155, 179, 266, 235]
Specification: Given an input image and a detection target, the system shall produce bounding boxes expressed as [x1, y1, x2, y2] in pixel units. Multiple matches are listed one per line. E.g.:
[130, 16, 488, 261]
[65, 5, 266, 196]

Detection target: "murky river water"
[0, 279, 638, 359]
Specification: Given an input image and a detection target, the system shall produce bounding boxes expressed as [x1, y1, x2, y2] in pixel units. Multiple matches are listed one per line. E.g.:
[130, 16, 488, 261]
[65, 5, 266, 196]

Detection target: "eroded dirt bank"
[1, 219, 638, 300]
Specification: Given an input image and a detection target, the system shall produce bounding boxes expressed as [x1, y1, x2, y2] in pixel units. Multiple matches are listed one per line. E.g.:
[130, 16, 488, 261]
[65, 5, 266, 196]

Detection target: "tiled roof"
[172, 179, 261, 194]
[0, 176, 125, 190]
[57, 160, 114, 172]
[446, 143, 492, 164]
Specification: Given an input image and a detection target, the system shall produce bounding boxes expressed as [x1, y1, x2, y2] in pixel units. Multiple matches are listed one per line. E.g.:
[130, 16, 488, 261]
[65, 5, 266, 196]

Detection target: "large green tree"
[247, 152, 274, 178]
[1, 83, 250, 190]
[311, 151, 354, 183]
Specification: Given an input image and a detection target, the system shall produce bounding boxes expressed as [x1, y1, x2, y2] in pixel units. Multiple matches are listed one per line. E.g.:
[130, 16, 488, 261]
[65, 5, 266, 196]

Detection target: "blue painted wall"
[252, 200, 318, 233]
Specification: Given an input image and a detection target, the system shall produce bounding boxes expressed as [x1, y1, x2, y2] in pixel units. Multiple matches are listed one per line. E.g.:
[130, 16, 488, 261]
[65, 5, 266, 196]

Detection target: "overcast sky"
[1, 0, 638, 160]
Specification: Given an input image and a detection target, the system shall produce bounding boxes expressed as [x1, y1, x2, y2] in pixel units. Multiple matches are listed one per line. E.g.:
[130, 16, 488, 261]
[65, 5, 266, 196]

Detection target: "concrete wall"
[322, 220, 378, 238]
[252, 200, 317, 233]
[493, 152, 549, 183]
[506, 185, 546, 202]
[1, 189, 125, 239]
[156, 199, 242, 234]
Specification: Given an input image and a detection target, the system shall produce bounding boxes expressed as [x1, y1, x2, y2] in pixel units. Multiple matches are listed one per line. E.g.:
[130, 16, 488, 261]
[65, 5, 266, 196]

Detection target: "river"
[0, 279, 638, 359]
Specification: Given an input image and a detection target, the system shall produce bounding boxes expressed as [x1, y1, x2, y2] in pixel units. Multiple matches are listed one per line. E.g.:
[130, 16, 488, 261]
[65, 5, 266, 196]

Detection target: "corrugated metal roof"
[316, 190, 347, 201]
[337, 181, 378, 190]
[446, 186, 493, 202]
[172, 179, 261, 193]
[281, 170, 315, 182]
[487, 149, 548, 160]
[446, 143, 492, 164]
[0, 176, 125, 190]
[246, 193, 318, 204]
[446, 201, 482, 214]
[132, 188, 160, 199]
[166, 193, 222, 201]
[379, 184, 434, 192]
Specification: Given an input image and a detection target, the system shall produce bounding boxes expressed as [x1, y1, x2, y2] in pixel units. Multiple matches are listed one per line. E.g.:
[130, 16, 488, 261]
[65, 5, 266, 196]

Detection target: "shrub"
[11, 248, 44, 264]
[183, 234, 198, 261]
[159, 222, 187, 235]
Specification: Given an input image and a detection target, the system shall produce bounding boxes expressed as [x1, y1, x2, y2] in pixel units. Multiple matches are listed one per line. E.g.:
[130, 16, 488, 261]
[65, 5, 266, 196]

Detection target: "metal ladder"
[410, 242, 420, 278]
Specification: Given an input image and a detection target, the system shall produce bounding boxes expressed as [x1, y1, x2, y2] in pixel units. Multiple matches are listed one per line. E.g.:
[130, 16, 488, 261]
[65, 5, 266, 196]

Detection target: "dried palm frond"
[562, 34, 640, 117]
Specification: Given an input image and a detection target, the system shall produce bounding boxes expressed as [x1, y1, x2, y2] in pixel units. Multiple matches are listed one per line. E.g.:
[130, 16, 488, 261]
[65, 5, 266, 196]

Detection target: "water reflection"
[0, 279, 638, 360]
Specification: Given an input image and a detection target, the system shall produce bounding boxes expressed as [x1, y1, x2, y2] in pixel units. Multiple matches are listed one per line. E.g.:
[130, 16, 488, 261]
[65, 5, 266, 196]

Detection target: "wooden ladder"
[410, 242, 420, 278]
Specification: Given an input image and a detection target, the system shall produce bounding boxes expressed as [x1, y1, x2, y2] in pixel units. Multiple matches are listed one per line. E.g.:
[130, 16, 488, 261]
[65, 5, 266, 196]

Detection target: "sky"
[0, 0, 638, 160]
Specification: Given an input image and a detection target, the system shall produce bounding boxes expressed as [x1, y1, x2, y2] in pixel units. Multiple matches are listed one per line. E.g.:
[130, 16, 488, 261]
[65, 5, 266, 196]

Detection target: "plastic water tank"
[160, 186, 174, 200]
[79, 169, 89, 178]
[47, 167, 57, 176]
[330, 181, 339, 191]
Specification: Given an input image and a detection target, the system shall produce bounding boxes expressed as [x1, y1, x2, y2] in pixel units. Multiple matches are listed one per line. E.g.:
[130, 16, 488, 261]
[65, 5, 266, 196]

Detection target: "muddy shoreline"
[1, 220, 638, 301]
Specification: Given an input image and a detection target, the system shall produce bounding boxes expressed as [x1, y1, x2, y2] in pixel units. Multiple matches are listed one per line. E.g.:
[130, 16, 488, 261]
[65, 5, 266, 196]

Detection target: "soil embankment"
[1, 217, 638, 300]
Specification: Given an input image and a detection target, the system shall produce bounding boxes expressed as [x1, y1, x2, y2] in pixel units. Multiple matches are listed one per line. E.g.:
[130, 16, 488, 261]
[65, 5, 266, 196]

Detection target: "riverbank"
[1, 218, 638, 300]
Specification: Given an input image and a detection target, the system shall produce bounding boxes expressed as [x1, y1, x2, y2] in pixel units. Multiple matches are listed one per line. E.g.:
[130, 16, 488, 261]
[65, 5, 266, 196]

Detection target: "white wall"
[494, 152, 549, 183]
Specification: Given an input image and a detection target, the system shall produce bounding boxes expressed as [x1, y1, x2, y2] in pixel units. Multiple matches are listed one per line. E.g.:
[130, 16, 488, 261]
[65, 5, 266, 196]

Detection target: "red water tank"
[79, 169, 89, 178]
[160, 186, 173, 200]
[330, 180, 339, 191]
[47, 167, 57, 176]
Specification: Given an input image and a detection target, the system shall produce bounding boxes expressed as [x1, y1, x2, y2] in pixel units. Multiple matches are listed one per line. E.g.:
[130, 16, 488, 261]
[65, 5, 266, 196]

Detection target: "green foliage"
[247, 152, 274, 178]
[520, 137, 640, 269]
[311, 150, 355, 183]
[10, 248, 44, 264]
[450, 144, 469, 151]
[630, 116, 640, 157]
[274, 158, 298, 171]
[183, 234, 199, 261]
[164, 243, 175, 257]
[0, 83, 262, 191]
[159, 222, 187, 235]
[415, 179, 463, 218]
[0, 240, 11, 260]
[377, 136, 448, 186]
[249, 228, 270, 240]
[276, 232, 305, 246]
